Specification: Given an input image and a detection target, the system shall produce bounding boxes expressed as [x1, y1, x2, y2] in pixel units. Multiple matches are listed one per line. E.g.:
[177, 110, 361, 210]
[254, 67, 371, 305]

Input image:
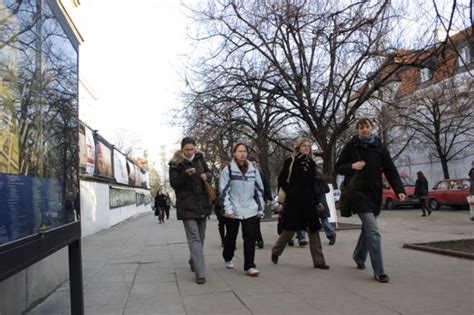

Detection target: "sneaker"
[225, 261, 234, 269]
[299, 240, 308, 246]
[374, 274, 390, 283]
[196, 277, 206, 285]
[328, 234, 336, 246]
[314, 263, 330, 269]
[356, 263, 366, 270]
[246, 268, 259, 277]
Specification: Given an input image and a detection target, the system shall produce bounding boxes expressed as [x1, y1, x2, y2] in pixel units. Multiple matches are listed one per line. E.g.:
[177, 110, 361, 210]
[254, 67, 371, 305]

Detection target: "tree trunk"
[440, 155, 450, 179]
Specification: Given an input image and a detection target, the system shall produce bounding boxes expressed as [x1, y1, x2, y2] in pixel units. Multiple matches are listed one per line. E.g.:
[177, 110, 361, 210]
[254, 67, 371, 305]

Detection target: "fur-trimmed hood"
[169, 150, 205, 166]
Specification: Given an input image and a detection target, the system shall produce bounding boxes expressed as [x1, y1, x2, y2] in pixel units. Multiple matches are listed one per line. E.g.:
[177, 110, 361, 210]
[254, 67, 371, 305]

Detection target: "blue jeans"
[353, 212, 385, 276]
[296, 230, 306, 241]
[321, 217, 336, 238]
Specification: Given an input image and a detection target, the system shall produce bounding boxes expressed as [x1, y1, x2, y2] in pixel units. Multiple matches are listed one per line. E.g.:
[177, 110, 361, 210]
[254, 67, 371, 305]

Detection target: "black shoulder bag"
[339, 149, 361, 218]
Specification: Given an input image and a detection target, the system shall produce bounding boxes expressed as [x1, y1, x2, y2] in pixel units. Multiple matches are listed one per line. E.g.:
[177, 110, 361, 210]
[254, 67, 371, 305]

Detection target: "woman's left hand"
[200, 174, 207, 181]
[398, 193, 406, 201]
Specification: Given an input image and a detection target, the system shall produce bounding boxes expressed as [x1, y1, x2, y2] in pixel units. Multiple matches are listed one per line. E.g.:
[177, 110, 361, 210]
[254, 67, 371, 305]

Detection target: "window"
[420, 68, 431, 83]
[436, 181, 449, 190]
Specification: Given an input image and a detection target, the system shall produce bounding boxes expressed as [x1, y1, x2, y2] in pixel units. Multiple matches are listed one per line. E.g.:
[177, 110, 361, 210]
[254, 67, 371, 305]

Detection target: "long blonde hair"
[293, 137, 312, 155]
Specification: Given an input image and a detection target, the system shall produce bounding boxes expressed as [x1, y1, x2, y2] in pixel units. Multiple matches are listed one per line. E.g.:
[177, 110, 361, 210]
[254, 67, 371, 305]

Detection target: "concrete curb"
[403, 242, 474, 260]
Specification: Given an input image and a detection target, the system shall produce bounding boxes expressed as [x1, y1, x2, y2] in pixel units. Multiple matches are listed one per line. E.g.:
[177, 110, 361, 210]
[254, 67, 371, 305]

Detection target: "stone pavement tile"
[83, 282, 131, 309]
[89, 272, 136, 284]
[123, 304, 186, 315]
[175, 268, 231, 296]
[83, 303, 126, 315]
[239, 292, 316, 315]
[125, 289, 182, 310]
[182, 291, 251, 315]
[27, 291, 70, 315]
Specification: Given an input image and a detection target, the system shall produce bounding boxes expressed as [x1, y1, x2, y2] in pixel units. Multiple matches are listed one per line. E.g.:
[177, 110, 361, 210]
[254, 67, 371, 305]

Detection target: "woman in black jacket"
[271, 138, 329, 269]
[414, 171, 430, 217]
[335, 118, 406, 283]
[169, 137, 213, 285]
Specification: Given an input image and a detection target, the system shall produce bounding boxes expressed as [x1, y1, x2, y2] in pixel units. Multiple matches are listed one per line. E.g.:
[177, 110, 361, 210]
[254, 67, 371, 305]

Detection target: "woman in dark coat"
[169, 137, 213, 285]
[271, 138, 329, 269]
[414, 171, 430, 217]
[335, 118, 405, 283]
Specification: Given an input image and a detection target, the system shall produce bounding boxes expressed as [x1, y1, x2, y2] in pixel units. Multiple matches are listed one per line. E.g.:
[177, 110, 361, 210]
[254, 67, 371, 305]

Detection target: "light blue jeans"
[353, 212, 385, 276]
[321, 217, 336, 238]
[183, 218, 207, 278]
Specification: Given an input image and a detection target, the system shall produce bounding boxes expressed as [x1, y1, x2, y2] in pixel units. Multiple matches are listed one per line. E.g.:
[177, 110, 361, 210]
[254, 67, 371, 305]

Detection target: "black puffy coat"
[314, 176, 331, 218]
[414, 179, 428, 197]
[169, 150, 213, 220]
[278, 154, 321, 232]
[335, 136, 405, 216]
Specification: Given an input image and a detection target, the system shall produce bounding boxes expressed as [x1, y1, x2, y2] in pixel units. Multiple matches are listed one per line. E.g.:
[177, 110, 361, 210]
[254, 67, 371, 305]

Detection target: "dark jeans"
[256, 217, 263, 242]
[419, 197, 429, 215]
[165, 207, 170, 219]
[217, 215, 226, 245]
[223, 215, 258, 271]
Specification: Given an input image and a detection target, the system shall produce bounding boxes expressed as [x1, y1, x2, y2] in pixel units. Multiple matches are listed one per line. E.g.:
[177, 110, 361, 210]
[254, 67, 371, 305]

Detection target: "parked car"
[427, 178, 470, 210]
[382, 172, 419, 210]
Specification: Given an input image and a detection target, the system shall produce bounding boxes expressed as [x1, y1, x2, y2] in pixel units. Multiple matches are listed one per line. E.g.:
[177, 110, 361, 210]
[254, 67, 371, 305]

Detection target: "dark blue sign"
[0, 174, 64, 245]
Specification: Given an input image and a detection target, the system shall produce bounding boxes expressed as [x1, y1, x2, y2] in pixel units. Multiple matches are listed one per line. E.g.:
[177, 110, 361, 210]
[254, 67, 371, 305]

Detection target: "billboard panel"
[113, 150, 128, 184]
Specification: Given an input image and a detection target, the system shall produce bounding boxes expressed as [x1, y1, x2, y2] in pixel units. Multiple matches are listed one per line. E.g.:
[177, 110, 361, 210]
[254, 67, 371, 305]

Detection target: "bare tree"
[396, 78, 474, 179]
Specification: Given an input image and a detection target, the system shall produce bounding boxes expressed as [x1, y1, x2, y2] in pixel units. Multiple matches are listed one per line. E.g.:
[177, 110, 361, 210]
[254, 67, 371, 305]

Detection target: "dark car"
[427, 178, 470, 210]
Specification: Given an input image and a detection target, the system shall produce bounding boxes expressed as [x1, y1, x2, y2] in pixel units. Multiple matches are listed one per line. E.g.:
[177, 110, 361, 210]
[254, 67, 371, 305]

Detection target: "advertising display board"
[85, 127, 96, 175]
[113, 150, 128, 185]
[0, 1, 84, 313]
[96, 140, 113, 178]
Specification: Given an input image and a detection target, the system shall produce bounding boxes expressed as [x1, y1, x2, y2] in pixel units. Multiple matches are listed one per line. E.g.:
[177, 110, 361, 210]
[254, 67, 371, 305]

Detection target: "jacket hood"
[169, 150, 205, 165]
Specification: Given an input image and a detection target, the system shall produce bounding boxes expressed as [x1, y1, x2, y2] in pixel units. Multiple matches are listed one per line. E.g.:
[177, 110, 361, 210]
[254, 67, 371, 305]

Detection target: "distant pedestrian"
[219, 143, 264, 277]
[314, 175, 337, 245]
[248, 156, 272, 249]
[468, 162, 474, 221]
[414, 171, 431, 217]
[335, 118, 406, 283]
[213, 178, 226, 247]
[169, 137, 213, 285]
[271, 138, 330, 270]
[163, 192, 171, 220]
[154, 192, 165, 224]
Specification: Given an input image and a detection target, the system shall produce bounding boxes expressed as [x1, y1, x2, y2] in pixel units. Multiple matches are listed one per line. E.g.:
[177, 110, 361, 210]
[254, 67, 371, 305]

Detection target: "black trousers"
[255, 217, 263, 242]
[165, 207, 170, 219]
[217, 214, 226, 244]
[223, 215, 258, 271]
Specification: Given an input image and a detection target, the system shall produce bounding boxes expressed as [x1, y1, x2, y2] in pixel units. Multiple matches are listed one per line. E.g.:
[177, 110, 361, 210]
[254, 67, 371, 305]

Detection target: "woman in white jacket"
[219, 143, 264, 276]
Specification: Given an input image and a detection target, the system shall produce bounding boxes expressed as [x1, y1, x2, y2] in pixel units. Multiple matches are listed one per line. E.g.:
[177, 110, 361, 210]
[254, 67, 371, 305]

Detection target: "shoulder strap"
[286, 156, 295, 184]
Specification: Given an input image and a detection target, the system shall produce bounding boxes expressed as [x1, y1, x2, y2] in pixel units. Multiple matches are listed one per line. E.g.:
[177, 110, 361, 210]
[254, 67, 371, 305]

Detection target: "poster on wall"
[134, 165, 142, 187]
[127, 160, 136, 186]
[113, 150, 128, 184]
[79, 125, 87, 173]
[96, 141, 113, 178]
[143, 171, 150, 189]
[85, 127, 96, 175]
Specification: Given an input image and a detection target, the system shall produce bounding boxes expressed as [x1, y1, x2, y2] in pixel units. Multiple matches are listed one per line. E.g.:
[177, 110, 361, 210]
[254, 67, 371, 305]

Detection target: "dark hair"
[181, 137, 196, 148]
[356, 118, 374, 129]
[417, 171, 427, 182]
[232, 143, 248, 153]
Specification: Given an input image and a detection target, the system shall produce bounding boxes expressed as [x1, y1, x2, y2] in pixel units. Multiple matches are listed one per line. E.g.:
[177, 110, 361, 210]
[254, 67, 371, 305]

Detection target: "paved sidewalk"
[29, 209, 473, 315]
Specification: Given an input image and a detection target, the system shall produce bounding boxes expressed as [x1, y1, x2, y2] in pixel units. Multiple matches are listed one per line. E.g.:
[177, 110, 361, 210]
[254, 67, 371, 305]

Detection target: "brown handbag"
[203, 180, 217, 203]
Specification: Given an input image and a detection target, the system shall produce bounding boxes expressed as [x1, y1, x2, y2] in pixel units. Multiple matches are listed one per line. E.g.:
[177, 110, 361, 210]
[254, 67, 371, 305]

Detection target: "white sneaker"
[225, 261, 234, 269]
[246, 268, 259, 277]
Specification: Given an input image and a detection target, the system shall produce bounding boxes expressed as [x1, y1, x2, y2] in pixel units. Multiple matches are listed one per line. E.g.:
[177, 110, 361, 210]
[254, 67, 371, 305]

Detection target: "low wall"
[80, 180, 152, 237]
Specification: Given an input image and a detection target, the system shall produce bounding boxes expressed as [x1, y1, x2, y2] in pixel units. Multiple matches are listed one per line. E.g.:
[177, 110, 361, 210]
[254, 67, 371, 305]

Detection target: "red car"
[427, 178, 470, 210]
[382, 172, 419, 210]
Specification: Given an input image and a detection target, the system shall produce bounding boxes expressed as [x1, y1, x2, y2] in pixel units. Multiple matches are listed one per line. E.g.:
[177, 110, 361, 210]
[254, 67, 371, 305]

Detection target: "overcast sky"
[75, 0, 470, 167]
[77, 0, 192, 164]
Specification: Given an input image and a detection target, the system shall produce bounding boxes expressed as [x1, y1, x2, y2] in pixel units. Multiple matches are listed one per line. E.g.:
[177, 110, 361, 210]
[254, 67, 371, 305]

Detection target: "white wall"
[80, 180, 151, 237]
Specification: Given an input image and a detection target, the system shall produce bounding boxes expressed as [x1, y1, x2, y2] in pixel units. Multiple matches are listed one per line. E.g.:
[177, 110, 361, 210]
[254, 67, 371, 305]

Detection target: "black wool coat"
[335, 136, 405, 216]
[414, 179, 428, 197]
[169, 150, 213, 220]
[278, 154, 322, 232]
